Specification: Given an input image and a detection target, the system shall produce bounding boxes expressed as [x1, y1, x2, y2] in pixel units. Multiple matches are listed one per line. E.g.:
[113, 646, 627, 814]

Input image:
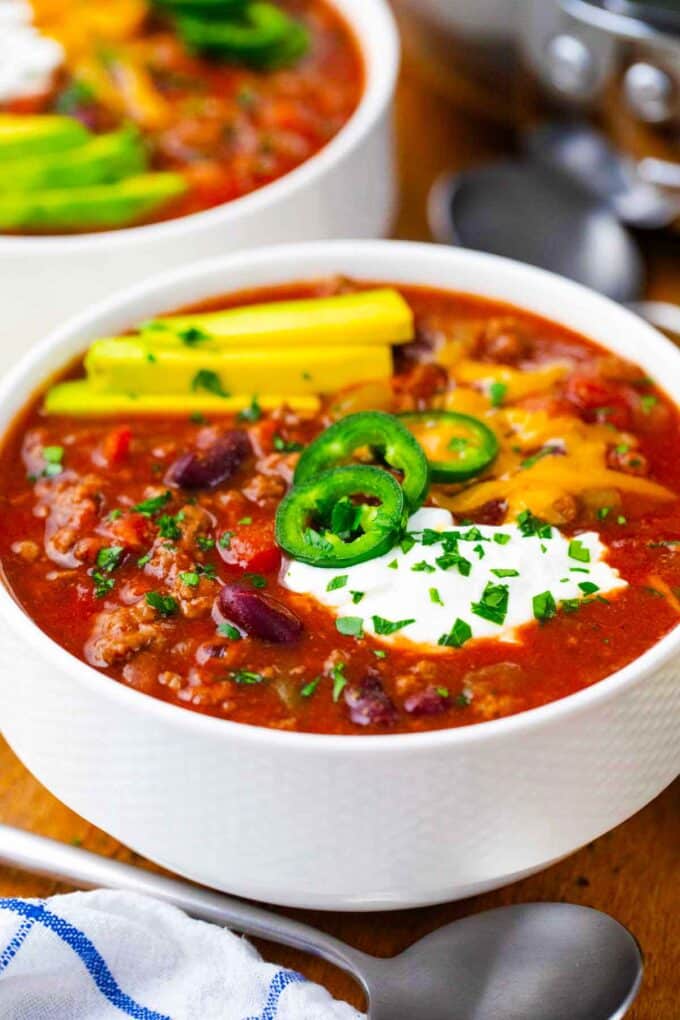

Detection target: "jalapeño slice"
[294, 411, 429, 511]
[399, 410, 498, 483]
[275, 465, 405, 567]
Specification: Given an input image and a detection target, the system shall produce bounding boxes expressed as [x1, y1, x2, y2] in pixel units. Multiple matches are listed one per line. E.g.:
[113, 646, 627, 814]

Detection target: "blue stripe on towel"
[0, 899, 170, 1020]
[0, 914, 38, 974]
[244, 969, 305, 1020]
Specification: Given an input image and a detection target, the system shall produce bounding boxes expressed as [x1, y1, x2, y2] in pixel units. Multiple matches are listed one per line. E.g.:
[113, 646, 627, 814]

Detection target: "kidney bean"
[403, 685, 449, 716]
[216, 582, 302, 644]
[166, 431, 251, 490]
[344, 673, 397, 727]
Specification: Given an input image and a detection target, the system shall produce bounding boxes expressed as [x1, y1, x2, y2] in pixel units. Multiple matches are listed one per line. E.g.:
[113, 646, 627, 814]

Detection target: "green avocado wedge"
[0, 129, 148, 192]
[0, 115, 89, 161]
[0, 173, 188, 232]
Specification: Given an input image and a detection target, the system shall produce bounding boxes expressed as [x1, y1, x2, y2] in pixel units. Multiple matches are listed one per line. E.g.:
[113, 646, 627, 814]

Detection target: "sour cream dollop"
[282, 507, 627, 647]
[0, 1, 64, 104]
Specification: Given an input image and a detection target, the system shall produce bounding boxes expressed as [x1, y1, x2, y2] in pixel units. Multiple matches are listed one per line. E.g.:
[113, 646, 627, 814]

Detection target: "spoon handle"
[0, 824, 370, 981]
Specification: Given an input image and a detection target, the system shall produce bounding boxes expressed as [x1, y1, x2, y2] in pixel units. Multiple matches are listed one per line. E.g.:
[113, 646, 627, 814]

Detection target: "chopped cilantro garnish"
[157, 513, 183, 540]
[494, 533, 511, 545]
[244, 573, 266, 588]
[438, 618, 472, 648]
[107, 509, 123, 521]
[219, 531, 233, 549]
[327, 575, 348, 592]
[273, 434, 304, 453]
[331, 662, 347, 702]
[491, 568, 519, 578]
[520, 445, 562, 470]
[179, 571, 200, 588]
[179, 326, 210, 346]
[436, 687, 449, 698]
[411, 560, 435, 573]
[471, 582, 509, 625]
[92, 572, 115, 599]
[400, 534, 417, 555]
[133, 491, 171, 516]
[137, 552, 151, 567]
[387, 559, 398, 570]
[43, 445, 64, 463]
[640, 394, 658, 414]
[300, 677, 320, 698]
[436, 552, 471, 576]
[372, 615, 415, 636]
[579, 581, 600, 595]
[96, 546, 124, 573]
[568, 539, 591, 563]
[597, 507, 611, 520]
[617, 515, 628, 525]
[372, 649, 387, 659]
[336, 616, 364, 638]
[145, 591, 178, 617]
[238, 516, 253, 526]
[329, 498, 362, 539]
[196, 535, 215, 551]
[238, 396, 262, 423]
[218, 622, 242, 640]
[189, 412, 207, 425]
[517, 509, 552, 539]
[350, 591, 364, 604]
[232, 669, 264, 685]
[489, 380, 507, 407]
[191, 369, 229, 398]
[533, 590, 557, 622]
[429, 587, 444, 605]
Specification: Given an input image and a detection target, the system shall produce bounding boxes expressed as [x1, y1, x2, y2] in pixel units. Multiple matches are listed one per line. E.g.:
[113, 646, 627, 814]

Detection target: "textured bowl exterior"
[0, 241, 678, 910]
[0, 0, 398, 374]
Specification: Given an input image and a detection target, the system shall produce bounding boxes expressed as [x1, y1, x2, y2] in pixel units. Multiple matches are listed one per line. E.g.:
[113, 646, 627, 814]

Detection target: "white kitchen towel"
[0, 890, 364, 1020]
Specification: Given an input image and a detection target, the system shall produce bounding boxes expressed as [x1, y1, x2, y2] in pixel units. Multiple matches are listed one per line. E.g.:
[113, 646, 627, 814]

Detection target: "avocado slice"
[141, 289, 415, 349]
[84, 336, 392, 395]
[43, 381, 320, 416]
[0, 115, 89, 161]
[0, 129, 147, 192]
[0, 173, 187, 232]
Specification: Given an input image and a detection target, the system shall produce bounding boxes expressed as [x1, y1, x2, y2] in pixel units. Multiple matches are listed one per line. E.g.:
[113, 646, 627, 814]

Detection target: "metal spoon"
[525, 122, 679, 230]
[0, 824, 643, 1020]
[429, 160, 680, 338]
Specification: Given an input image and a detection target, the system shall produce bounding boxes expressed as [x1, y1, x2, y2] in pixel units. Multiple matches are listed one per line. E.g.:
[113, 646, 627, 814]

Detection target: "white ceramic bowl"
[0, 0, 399, 371]
[0, 241, 678, 911]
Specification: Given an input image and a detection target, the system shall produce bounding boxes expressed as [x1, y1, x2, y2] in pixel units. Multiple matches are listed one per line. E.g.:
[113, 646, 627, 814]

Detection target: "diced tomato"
[565, 374, 633, 430]
[218, 519, 281, 574]
[103, 511, 153, 551]
[100, 426, 132, 467]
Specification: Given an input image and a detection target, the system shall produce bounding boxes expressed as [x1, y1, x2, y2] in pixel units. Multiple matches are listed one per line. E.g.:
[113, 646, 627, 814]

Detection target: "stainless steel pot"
[395, 0, 680, 190]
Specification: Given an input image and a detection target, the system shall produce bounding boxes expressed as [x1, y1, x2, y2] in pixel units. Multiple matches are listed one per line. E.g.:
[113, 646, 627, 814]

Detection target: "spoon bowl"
[429, 160, 645, 304]
[362, 904, 642, 1020]
[0, 825, 644, 1020]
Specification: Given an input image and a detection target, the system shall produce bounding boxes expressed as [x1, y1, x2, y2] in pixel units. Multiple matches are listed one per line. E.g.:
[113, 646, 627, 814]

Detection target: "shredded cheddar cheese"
[428, 358, 673, 522]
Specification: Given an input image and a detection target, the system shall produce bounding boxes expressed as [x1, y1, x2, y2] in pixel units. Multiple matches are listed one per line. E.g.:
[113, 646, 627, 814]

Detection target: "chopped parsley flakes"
[145, 591, 178, 617]
[471, 582, 509, 625]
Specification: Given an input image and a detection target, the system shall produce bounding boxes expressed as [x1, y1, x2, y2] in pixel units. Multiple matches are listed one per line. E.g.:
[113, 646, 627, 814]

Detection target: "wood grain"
[0, 55, 679, 1019]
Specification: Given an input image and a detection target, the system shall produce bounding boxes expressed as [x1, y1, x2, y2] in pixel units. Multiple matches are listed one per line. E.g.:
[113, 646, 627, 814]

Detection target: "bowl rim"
[0, 0, 399, 252]
[1, 238, 679, 755]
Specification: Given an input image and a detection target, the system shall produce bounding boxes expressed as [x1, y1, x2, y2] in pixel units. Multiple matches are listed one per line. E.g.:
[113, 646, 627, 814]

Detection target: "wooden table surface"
[1, 58, 679, 1019]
